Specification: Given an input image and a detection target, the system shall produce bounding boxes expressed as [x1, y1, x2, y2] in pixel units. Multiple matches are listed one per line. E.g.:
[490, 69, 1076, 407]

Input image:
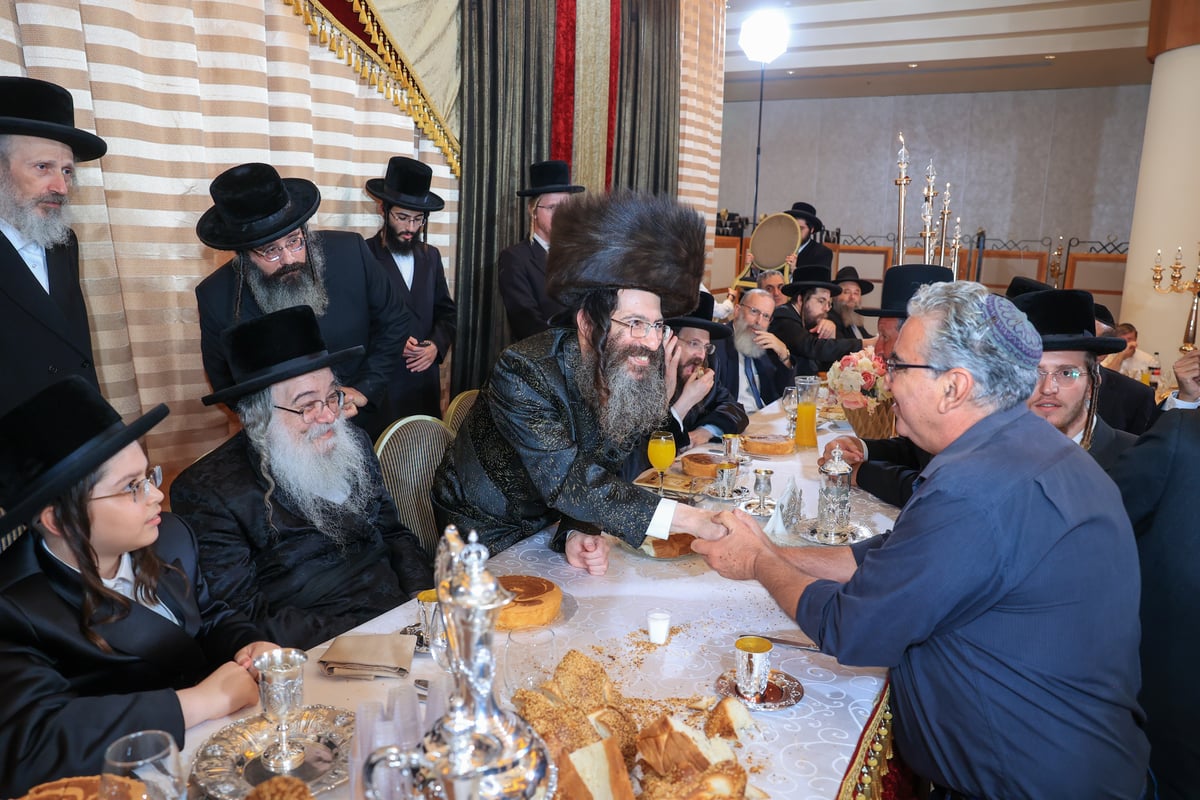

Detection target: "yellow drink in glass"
[794, 402, 818, 448]
[647, 436, 676, 471]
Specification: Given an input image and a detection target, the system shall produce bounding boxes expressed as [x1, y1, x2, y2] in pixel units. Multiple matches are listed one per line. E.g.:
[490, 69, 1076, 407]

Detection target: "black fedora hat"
[834, 266, 874, 296]
[1005, 275, 1053, 299]
[516, 160, 585, 197]
[202, 306, 364, 407]
[666, 292, 730, 340]
[0, 77, 106, 162]
[784, 201, 823, 232]
[196, 163, 321, 251]
[860, 264, 954, 318]
[1010, 289, 1126, 355]
[1094, 302, 1115, 330]
[0, 377, 168, 536]
[365, 156, 444, 213]
[782, 265, 841, 298]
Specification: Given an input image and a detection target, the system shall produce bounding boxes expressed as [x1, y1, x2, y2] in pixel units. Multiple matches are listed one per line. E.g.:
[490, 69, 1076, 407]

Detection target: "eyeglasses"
[274, 389, 346, 423]
[90, 465, 163, 504]
[1036, 367, 1084, 387]
[610, 317, 667, 340]
[885, 355, 942, 377]
[534, 203, 559, 213]
[389, 210, 426, 227]
[680, 338, 716, 354]
[252, 232, 306, 262]
[740, 306, 772, 323]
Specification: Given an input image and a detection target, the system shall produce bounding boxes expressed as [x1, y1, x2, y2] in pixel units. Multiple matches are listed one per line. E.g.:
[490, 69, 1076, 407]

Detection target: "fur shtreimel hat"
[0, 377, 168, 536]
[545, 192, 706, 319]
[0, 77, 107, 162]
[202, 306, 363, 407]
[1010, 289, 1126, 355]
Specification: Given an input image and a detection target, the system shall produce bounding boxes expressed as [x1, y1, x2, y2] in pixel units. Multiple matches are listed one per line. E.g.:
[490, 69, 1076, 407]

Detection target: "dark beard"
[576, 339, 668, 450]
[241, 232, 329, 316]
[802, 305, 825, 328]
[383, 225, 416, 255]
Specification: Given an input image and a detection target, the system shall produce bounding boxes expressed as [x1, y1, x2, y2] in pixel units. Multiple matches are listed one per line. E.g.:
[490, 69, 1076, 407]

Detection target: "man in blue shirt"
[696, 281, 1149, 799]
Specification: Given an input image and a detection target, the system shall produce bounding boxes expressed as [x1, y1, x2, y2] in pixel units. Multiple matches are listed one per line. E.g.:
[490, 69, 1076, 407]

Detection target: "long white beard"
[0, 168, 72, 249]
[265, 414, 374, 544]
[732, 318, 765, 359]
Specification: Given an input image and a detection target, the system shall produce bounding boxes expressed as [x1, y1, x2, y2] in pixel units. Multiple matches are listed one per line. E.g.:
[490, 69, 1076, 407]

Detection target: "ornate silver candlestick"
[1151, 246, 1200, 352]
[894, 132, 910, 266]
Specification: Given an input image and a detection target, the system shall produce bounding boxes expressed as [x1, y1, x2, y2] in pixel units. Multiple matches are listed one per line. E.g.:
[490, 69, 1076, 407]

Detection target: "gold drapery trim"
[284, 0, 461, 177]
[837, 680, 899, 800]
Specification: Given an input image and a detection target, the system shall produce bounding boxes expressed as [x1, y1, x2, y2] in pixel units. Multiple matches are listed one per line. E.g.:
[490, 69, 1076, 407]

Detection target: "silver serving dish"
[190, 704, 354, 799]
[715, 668, 805, 711]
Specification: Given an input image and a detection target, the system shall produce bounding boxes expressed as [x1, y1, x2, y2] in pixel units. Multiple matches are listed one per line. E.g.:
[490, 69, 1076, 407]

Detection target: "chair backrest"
[0, 526, 25, 554]
[374, 415, 454, 558]
[443, 389, 480, 434]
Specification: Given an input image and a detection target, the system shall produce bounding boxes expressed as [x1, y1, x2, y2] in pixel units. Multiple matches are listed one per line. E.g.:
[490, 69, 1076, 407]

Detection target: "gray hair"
[237, 386, 281, 530]
[906, 281, 1039, 412]
[0, 134, 10, 163]
[740, 288, 773, 305]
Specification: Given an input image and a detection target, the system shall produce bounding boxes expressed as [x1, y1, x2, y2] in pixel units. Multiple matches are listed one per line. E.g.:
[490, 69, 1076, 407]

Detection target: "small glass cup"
[101, 730, 185, 800]
[503, 627, 558, 699]
[647, 609, 671, 644]
[416, 588, 439, 647]
[722, 433, 741, 463]
[714, 462, 739, 499]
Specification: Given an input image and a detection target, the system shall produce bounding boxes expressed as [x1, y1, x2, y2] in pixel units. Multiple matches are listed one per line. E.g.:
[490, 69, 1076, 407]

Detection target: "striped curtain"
[0, 0, 458, 493]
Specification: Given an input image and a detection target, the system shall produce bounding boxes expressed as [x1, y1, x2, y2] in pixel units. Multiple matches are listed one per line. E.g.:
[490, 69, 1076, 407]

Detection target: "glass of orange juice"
[794, 376, 820, 448]
[647, 430, 676, 496]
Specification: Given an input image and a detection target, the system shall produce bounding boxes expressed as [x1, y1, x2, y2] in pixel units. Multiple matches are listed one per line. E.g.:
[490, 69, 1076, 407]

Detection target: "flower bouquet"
[827, 346, 895, 440]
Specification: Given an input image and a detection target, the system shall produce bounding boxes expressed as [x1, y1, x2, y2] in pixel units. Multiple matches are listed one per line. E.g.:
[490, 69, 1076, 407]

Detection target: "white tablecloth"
[183, 402, 898, 800]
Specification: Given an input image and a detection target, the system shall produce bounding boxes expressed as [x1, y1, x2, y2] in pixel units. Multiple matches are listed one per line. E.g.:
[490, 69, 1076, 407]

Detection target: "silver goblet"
[253, 647, 308, 773]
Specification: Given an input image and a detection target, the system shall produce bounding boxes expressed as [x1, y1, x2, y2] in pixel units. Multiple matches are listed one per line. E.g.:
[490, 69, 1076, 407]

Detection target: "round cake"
[20, 775, 145, 800]
[740, 433, 794, 456]
[497, 575, 563, 630]
[680, 452, 722, 478]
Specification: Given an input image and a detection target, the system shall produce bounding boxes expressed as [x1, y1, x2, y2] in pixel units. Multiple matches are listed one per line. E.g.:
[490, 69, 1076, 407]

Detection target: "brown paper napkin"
[318, 633, 417, 679]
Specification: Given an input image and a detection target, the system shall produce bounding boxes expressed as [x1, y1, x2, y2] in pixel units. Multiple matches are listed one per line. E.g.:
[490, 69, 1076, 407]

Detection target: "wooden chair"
[0, 526, 25, 554]
[374, 415, 454, 558]
[443, 389, 480, 435]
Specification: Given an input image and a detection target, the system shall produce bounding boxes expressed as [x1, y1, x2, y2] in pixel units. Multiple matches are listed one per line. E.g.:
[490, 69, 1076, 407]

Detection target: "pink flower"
[839, 355, 856, 369]
[862, 372, 876, 390]
[839, 391, 868, 410]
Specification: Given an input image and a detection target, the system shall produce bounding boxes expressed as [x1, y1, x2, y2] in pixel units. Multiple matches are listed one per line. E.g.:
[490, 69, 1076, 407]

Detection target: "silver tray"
[795, 519, 877, 546]
[701, 484, 752, 502]
[715, 668, 805, 711]
[190, 704, 354, 799]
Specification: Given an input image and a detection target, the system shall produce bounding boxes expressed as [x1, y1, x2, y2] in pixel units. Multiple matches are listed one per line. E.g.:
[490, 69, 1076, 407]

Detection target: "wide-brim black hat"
[782, 265, 842, 298]
[1005, 275, 1053, 299]
[365, 156, 444, 213]
[784, 201, 823, 232]
[860, 264, 954, 318]
[516, 160, 585, 197]
[834, 266, 874, 296]
[666, 291, 730, 340]
[0, 377, 168, 536]
[546, 191, 706, 319]
[1010, 289, 1126, 355]
[0, 77, 107, 162]
[203, 306, 364, 407]
[196, 163, 321, 251]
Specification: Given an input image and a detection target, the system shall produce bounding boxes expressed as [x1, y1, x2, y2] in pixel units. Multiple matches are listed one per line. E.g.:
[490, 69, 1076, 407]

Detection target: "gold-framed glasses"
[253, 232, 306, 262]
[274, 389, 346, 423]
[90, 465, 163, 504]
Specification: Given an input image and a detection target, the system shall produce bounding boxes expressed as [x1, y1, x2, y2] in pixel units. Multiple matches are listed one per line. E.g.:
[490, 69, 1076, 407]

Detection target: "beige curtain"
[0, 0, 458, 492]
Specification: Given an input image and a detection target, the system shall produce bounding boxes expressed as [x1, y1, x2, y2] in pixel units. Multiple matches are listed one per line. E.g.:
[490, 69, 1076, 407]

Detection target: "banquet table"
[183, 402, 902, 800]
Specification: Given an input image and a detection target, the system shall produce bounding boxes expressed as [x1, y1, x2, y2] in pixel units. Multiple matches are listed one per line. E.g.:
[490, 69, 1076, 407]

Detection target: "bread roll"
[636, 715, 735, 777]
[556, 737, 636, 800]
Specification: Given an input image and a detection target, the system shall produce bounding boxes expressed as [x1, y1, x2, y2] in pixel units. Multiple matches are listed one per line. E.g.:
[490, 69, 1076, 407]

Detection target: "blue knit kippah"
[983, 294, 1042, 368]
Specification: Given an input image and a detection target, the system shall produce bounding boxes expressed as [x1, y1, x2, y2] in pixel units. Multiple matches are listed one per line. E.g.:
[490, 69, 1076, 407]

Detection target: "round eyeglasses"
[389, 210, 426, 228]
[610, 317, 667, 340]
[274, 389, 346, 423]
[680, 338, 716, 354]
[252, 232, 306, 263]
[1035, 367, 1084, 387]
[90, 465, 163, 504]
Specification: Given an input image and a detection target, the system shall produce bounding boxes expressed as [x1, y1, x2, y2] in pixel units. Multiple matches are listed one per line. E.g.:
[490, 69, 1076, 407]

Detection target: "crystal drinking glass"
[100, 730, 185, 800]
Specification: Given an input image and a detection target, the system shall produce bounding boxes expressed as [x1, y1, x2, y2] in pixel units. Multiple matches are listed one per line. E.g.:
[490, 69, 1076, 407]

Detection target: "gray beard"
[576, 341, 668, 450]
[264, 414, 374, 546]
[835, 302, 864, 328]
[241, 233, 330, 316]
[732, 319, 765, 359]
[0, 167, 72, 249]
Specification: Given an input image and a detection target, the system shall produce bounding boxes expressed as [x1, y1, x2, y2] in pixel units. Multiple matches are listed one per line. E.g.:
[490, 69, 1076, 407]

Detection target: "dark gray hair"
[906, 281, 1039, 412]
[237, 386, 280, 530]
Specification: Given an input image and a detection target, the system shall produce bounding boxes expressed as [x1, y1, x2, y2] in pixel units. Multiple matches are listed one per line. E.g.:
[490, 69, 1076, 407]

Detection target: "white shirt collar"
[533, 232, 550, 251]
[41, 538, 135, 588]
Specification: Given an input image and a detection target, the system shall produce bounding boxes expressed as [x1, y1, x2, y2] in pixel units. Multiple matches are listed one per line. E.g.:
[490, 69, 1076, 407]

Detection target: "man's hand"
[1174, 350, 1200, 402]
[819, 436, 864, 486]
[663, 331, 682, 401]
[673, 365, 715, 419]
[565, 531, 610, 575]
[691, 509, 773, 581]
[810, 318, 836, 339]
[404, 337, 438, 373]
[340, 386, 367, 419]
[687, 428, 712, 448]
[744, 250, 755, 268]
[670, 503, 725, 541]
[784, 253, 797, 269]
[753, 330, 790, 364]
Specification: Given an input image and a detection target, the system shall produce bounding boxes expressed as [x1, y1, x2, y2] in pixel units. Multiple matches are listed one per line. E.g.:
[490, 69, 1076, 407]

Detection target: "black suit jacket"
[769, 303, 862, 376]
[195, 230, 409, 437]
[497, 239, 566, 340]
[1096, 367, 1157, 435]
[795, 238, 833, 269]
[0, 229, 97, 413]
[711, 335, 793, 409]
[0, 515, 261, 795]
[1108, 410, 1200, 800]
[367, 234, 457, 419]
